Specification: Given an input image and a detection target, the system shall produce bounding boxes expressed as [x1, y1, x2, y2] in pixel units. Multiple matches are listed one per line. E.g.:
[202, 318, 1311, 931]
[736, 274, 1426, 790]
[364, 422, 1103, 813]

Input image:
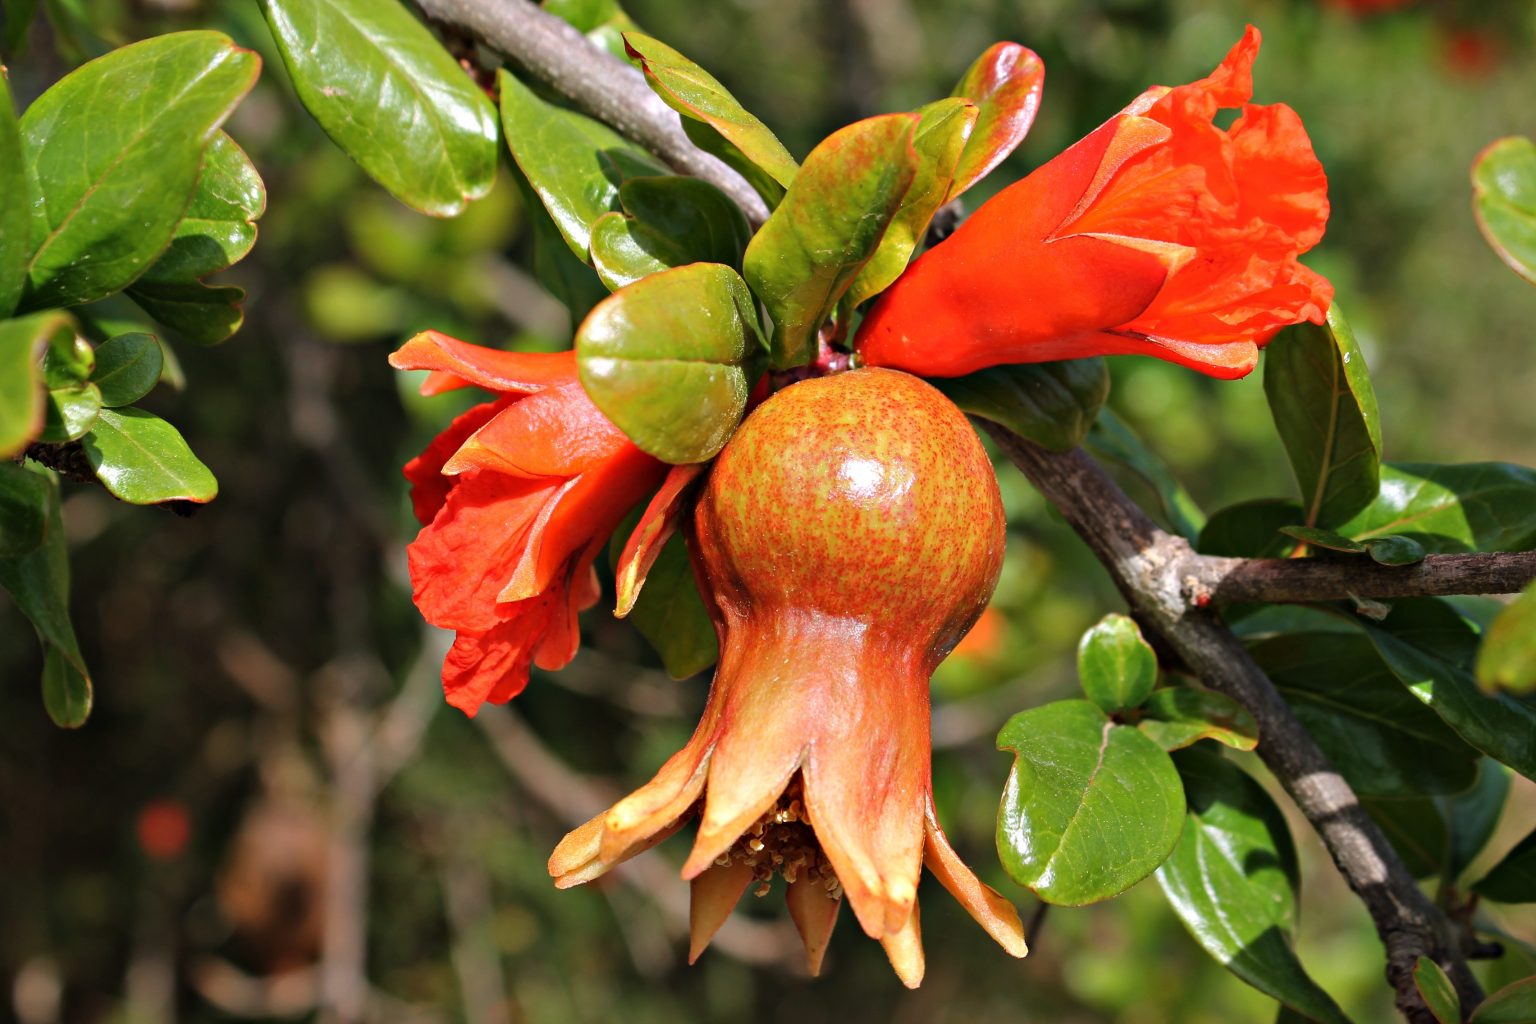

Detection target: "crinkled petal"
[402, 400, 506, 526]
[390, 331, 576, 396]
[444, 381, 633, 479]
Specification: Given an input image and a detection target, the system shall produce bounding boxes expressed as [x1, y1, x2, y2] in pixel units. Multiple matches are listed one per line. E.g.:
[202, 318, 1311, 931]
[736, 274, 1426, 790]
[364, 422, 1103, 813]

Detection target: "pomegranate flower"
[391, 332, 665, 715]
[549, 370, 1027, 985]
[856, 26, 1332, 380]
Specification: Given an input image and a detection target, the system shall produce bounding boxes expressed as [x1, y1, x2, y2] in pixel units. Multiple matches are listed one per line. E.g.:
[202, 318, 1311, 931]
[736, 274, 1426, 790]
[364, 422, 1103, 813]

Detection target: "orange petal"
[688, 860, 756, 963]
[614, 462, 708, 618]
[786, 876, 841, 976]
[402, 400, 506, 526]
[390, 331, 575, 396]
[549, 809, 691, 888]
[444, 381, 632, 479]
[879, 902, 925, 989]
[923, 800, 1027, 958]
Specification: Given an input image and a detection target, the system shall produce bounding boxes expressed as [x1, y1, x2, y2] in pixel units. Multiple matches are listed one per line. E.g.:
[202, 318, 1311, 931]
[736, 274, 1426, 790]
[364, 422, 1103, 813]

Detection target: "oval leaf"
[1263, 303, 1382, 529]
[20, 31, 259, 309]
[1155, 747, 1352, 1024]
[1137, 687, 1258, 752]
[948, 42, 1045, 200]
[1478, 583, 1536, 696]
[1473, 136, 1536, 285]
[933, 358, 1109, 453]
[590, 175, 751, 290]
[261, 0, 497, 217]
[996, 699, 1185, 906]
[1365, 534, 1426, 566]
[0, 69, 29, 318]
[1338, 461, 1536, 554]
[42, 642, 92, 728]
[1077, 613, 1158, 712]
[41, 383, 102, 442]
[90, 333, 163, 408]
[1414, 957, 1462, 1024]
[1280, 525, 1366, 554]
[1473, 829, 1536, 905]
[0, 310, 74, 457]
[577, 262, 763, 464]
[743, 113, 919, 369]
[81, 407, 217, 504]
[0, 461, 50, 557]
[1472, 976, 1536, 1023]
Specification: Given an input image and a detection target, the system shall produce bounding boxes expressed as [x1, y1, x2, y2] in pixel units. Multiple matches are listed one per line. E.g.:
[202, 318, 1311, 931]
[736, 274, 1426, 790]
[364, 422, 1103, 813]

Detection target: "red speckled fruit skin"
[696, 367, 1005, 669]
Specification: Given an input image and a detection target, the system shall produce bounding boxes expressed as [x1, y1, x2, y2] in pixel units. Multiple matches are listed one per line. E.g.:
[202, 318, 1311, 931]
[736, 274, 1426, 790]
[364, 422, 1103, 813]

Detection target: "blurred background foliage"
[2, 0, 1536, 1021]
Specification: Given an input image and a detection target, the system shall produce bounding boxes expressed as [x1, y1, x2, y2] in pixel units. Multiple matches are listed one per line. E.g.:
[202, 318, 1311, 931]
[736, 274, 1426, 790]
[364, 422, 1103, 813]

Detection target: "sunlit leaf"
[1477, 583, 1536, 695]
[1471, 976, 1536, 1022]
[1472, 136, 1536, 285]
[89, 333, 162, 408]
[1077, 613, 1157, 712]
[1137, 687, 1258, 752]
[590, 175, 751, 290]
[0, 310, 74, 457]
[1337, 462, 1536, 553]
[0, 70, 29, 318]
[40, 382, 101, 442]
[948, 41, 1044, 200]
[81, 407, 218, 504]
[1413, 957, 1461, 1024]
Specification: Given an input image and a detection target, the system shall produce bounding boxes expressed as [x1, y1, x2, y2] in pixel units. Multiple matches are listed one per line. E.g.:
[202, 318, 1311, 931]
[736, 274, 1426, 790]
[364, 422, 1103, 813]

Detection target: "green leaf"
[996, 699, 1185, 905]
[1198, 499, 1304, 558]
[1447, 759, 1511, 882]
[845, 97, 976, 309]
[1137, 687, 1258, 752]
[1252, 631, 1479, 798]
[89, 333, 162, 407]
[80, 407, 217, 504]
[0, 310, 74, 457]
[41, 643, 91, 728]
[1365, 535, 1426, 566]
[1362, 599, 1536, 782]
[19, 31, 259, 309]
[948, 42, 1044, 200]
[3, 0, 38, 55]
[1077, 613, 1157, 712]
[682, 118, 786, 207]
[576, 262, 763, 464]
[41, 329, 93, 387]
[1478, 584, 1536, 695]
[1156, 746, 1352, 1024]
[1263, 304, 1382, 528]
[743, 113, 919, 369]
[934, 359, 1108, 453]
[498, 68, 665, 260]
[125, 282, 246, 346]
[0, 461, 50, 557]
[1472, 137, 1536, 285]
[260, 0, 497, 217]
[1473, 830, 1536, 904]
[1087, 408, 1206, 541]
[1279, 525, 1366, 554]
[622, 32, 798, 190]
[40, 383, 101, 442]
[1364, 796, 1449, 879]
[614, 529, 717, 679]
[1413, 957, 1462, 1024]
[0, 69, 30, 318]
[1472, 976, 1536, 1023]
[589, 175, 751, 291]
[1337, 462, 1536, 553]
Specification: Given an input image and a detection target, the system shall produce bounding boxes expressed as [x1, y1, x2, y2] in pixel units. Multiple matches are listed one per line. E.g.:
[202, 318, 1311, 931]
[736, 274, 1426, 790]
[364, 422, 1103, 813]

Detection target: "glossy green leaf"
[1337, 461, 1536, 553]
[681, 118, 786, 207]
[996, 699, 1185, 905]
[40, 330, 92, 388]
[1077, 613, 1157, 712]
[1478, 584, 1536, 695]
[89, 333, 162, 407]
[1473, 830, 1536, 904]
[1363, 599, 1536, 782]
[1156, 747, 1352, 1024]
[1364, 796, 1449, 879]
[1198, 499, 1304, 558]
[577, 263, 763, 464]
[1280, 526, 1366, 554]
[260, 0, 497, 217]
[1138, 687, 1258, 752]
[40, 383, 101, 442]
[1472, 136, 1536, 285]
[1472, 976, 1536, 1023]
[743, 114, 919, 369]
[0, 310, 74, 457]
[935, 359, 1108, 453]
[511, 168, 608, 323]
[1414, 957, 1462, 1024]
[19, 31, 259, 309]
[1252, 631, 1478, 798]
[1365, 535, 1426, 566]
[499, 68, 665, 260]
[948, 42, 1044, 200]
[616, 530, 717, 679]
[590, 175, 751, 291]
[622, 32, 798, 190]
[126, 281, 246, 346]
[41, 643, 91, 728]
[1087, 408, 1206, 541]
[1446, 759, 1512, 882]
[81, 407, 217, 504]
[1264, 304, 1382, 528]
[0, 70, 29, 318]
[0, 461, 50, 557]
[846, 97, 977, 309]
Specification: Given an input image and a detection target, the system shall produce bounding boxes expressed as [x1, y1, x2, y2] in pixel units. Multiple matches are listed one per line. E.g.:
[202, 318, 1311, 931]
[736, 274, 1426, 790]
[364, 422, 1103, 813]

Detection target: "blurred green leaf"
[1362, 599, 1536, 782]
[1251, 632, 1478, 798]
[1446, 759, 1511, 882]
[1264, 305, 1382, 529]
[996, 699, 1184, 905]
[2, 0, 37, 55]
[1337, 462, 1536, 554]
[1365, 535, 1426, 566]
[1363, 796, 1448, 880]
[0, 70, 28, 319]
[590, 176, 751, 291]
[622, 32, 798, 190]
[1280, 526, 1366, 554]
[41, 642, 90, 728]
[125, 283, 245, 347]
[1472, 976, 1536, 1022]
[1413, 957, 1461, 1024]
[40, 383, 100, 442]
[1473, 830, 1536, 904]
[933, 359, 1108, 452]
[1198, 499, 1303, 558]
[1156, 746, 1351, 1024]
[613, 529, 716, 679]
[89, 332, 162, 408]
[846, 97, 975, 309]
[40, 329, 92, 387]
[948, 42, 1044, 200]
[1473, 137, 1536, 285]
[0, 461, 49, 557]
[19, 31, 258, 309]
[260, 0, 497, 217]
[1077, 613, 1157, 713]
[1087, 408, 1205, 541]
[81, 407, 217, 504]
[1137, 687, 1258, 753]
[577, 262, 762, 464]
[0, 309, 73, 457]
[743, 113, 918, 369]
[1477, 584, 1536, 695]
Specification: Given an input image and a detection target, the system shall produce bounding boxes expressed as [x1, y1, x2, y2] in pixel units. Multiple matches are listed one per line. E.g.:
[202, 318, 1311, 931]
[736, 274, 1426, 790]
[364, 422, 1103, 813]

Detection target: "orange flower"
[856, 26, 1332, 381]
[391, 332, 666, 715]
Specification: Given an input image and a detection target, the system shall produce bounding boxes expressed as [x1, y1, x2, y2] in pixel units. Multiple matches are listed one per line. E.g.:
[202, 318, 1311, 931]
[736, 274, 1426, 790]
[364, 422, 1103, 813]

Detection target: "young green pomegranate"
[549, 367, 1025, 985]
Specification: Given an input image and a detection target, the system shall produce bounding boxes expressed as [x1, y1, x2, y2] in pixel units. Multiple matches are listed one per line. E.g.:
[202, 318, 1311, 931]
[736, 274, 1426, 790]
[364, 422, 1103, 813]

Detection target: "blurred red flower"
[136, 799, 192, 861]
[391, 332, 665, 715]
[856, 26, 1332, 381]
